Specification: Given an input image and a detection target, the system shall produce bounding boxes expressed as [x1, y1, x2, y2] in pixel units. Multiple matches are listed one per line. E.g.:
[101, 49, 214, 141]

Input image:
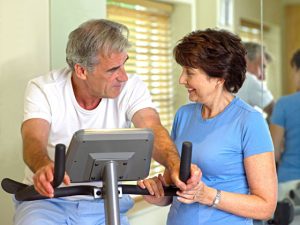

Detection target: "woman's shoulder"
[232, 97, 266, 124]
[234, 97, 261, 113]
[177, 103, 198, 113]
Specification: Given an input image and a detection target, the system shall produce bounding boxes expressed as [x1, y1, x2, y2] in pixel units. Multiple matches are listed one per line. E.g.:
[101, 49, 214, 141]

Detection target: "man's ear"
[74, 64, 88, 80]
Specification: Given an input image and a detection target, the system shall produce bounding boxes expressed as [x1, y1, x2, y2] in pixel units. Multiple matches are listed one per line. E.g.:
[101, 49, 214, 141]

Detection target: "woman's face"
[179, 66, 220, 103]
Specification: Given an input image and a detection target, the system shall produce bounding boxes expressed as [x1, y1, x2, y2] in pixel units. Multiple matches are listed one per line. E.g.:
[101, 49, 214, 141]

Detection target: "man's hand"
[33, 162, 70, 198]
[138, 174, 172, 206]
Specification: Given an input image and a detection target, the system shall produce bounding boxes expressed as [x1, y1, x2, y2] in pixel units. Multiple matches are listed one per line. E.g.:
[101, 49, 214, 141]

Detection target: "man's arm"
[22, 118, 70, 197]
[22, 119, 51, 173]
[264, 100, 275, 122]
[132, 107, 200, 190]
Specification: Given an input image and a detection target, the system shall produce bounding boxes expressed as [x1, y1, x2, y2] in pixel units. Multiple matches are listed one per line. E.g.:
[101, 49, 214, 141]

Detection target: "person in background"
[138, 29, 277, 225]
[270, 49, 300, 201]
[14, 19, 200, 225]
[236, 42, 275, 121]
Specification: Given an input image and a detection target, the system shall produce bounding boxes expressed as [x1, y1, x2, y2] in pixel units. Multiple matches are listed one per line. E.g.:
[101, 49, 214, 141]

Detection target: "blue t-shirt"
[271, 92, 300, 182]
[167, 97, 273, 225]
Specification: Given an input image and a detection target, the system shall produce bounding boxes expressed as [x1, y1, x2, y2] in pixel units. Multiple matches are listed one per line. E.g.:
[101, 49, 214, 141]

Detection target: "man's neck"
[71, 73, 102, 110]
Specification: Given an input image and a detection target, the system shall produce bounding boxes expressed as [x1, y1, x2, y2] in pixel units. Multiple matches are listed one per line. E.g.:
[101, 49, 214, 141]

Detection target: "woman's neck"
[201, 92, 234, 119]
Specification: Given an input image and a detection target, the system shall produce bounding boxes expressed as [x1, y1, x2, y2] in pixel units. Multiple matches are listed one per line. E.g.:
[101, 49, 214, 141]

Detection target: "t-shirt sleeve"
[270, 98, 285, 128]
[124, 76, 156, 121]
[23, 80, 52, 123]
[242, 111, 274, 158]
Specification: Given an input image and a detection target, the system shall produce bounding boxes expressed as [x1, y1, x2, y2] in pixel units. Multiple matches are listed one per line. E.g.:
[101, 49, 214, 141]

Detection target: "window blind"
[107, 0, 174, 130]
[107, 0, 174, 197]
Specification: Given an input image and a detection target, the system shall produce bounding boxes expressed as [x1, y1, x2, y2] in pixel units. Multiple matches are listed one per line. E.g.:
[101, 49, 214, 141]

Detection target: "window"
[218, 0, 233, 29]
[239, 18, 268, 43]
[107, 0, 174, 195]
[107, 0, 174, 130]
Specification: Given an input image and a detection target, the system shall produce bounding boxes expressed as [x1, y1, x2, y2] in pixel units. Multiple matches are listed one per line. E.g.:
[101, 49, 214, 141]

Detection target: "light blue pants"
[14, 196, 134, 225]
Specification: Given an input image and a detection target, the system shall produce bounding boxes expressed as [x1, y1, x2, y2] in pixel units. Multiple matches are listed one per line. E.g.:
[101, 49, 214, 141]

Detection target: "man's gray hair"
[243, 42, 272, 63]
[66, 19, 131, 72]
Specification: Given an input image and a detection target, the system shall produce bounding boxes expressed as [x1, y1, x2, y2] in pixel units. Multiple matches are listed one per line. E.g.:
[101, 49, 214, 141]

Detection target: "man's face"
[291, 65, 300, 90]
[85, 51, 129, 99]
[247, 54, 267, 80]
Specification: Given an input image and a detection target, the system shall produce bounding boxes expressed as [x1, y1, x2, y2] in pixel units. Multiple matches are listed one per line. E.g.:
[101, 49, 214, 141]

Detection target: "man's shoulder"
[241, 71, 268, 92]
[121, 74, 145, 93]
[30, 67, 71, 87]
[126, 74, 142, 83]
[244, 71, 260, 84]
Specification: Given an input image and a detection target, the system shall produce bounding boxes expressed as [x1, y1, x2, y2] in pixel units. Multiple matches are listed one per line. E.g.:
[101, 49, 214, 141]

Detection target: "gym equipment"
[1, 128, 192, 225]
[268, 182, 300, 225]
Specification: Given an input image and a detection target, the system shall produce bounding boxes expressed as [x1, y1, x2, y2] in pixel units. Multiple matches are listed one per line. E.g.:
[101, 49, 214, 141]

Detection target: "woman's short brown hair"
[173, 29, 246, 93]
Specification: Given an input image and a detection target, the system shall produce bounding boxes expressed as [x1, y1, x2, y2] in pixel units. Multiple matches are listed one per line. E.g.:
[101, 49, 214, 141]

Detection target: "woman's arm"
[220, 151, 277, 220]
[177, 152, 277, 220]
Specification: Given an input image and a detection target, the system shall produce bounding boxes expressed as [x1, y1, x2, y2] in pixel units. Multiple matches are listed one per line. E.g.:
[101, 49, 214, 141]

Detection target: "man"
[14, 19, 199, 225]
[236, 42, 275, 225]
[236, 42, 275, 120]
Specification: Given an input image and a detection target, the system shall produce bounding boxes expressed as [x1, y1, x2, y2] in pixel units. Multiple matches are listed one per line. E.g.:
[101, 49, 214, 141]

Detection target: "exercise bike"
[268, 183, 300, 225]
[1, 128, 192, 225]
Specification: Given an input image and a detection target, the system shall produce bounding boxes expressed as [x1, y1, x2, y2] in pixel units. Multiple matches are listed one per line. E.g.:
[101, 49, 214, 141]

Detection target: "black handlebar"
[52, 144, 66, 188]
[1, 141, 192, 201]
[179, 142, 192, 183]
[121, 142, 192, 196]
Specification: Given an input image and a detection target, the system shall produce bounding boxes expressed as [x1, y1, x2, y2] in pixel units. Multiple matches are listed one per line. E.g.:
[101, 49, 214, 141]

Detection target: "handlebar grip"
[15, 185, 95, 201]
[52, 144, 66, 188]
[121, 185, 179, 196]
[179, 141, 192, 183]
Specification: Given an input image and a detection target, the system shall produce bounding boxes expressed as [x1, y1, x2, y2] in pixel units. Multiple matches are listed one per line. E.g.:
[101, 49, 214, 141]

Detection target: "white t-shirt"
[23, 67, 155, 185]
[236, 71, 273, 109]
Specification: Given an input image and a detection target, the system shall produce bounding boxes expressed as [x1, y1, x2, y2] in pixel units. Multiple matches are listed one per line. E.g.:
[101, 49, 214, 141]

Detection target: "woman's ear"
[74, 64, 88, 80]
[216, 78, 225, 87]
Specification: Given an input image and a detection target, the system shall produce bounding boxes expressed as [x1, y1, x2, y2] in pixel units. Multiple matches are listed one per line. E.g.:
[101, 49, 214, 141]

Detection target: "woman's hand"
[176, 181, 216, 206]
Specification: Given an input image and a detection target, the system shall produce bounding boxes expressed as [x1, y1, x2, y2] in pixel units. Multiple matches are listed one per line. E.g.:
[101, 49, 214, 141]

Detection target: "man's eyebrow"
[106, 56, 129, 72]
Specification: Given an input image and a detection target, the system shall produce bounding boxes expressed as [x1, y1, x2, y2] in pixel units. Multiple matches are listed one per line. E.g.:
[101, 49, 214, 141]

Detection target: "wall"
[0, 0, 50, 224]
[171, 1, 195, 111]
[50, 0, 106, 69]
[0, 1, 105, 225]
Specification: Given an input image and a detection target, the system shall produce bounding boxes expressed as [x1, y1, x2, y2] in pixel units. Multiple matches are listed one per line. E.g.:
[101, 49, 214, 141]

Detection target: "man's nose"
[117, 67, 128, 82]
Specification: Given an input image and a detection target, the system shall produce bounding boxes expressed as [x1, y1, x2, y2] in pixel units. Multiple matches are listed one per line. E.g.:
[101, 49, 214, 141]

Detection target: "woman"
[139, 29, 277, 225]
[270, 49, 300, 201]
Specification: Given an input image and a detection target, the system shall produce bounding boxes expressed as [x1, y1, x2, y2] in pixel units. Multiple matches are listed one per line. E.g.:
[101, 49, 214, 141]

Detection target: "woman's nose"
[179, 73, 186, 84]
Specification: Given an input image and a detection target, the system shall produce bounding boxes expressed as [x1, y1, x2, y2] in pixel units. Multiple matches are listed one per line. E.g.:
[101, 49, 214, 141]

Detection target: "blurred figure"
[270, 49, 300, 201]
[236, 42, 275, 120]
